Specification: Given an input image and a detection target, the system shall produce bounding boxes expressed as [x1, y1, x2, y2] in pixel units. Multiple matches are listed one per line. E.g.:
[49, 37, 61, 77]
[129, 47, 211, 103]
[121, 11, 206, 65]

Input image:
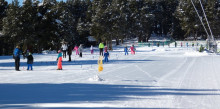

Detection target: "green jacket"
[99, 43, 104, 48]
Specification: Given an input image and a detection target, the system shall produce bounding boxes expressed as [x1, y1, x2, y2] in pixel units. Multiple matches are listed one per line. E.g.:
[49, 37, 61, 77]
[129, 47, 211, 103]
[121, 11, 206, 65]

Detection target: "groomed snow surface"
[1, 41, 220, 109]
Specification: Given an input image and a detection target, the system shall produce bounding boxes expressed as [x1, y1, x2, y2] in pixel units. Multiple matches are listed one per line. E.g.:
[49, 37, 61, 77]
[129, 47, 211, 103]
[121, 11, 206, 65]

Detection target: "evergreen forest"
[0, 0, 220, 55]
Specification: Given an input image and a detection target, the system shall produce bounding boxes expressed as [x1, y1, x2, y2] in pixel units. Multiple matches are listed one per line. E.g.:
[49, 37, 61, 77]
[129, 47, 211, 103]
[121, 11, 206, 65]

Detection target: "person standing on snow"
[90, 45, 94, 54]
[78, 44, 83, 58]
[13, 45, 22, 71]
[57, 50, 62, 70]
[124, 45, 128, 55]
[99, 42, 104, 56]
[175, 42, 177, 47]
[130, 44, 136, 55]
[27, 52, 34, 70]
[186, 42, 189, 48]
[61, 43, 67, 58]
[104, 50, 109, 62]
[67, 44, 72, 61]
[73, 45, 79, 55]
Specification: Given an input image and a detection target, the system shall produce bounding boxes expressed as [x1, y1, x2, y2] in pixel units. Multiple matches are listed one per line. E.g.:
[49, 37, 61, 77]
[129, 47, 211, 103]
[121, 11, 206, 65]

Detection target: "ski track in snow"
[1, 42, 220, 108]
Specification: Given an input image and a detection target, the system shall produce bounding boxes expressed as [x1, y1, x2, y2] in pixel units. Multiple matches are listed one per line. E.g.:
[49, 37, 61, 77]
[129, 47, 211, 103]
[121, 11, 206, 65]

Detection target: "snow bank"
[88, 75, 104, 81]
[184, 51, 208, 56]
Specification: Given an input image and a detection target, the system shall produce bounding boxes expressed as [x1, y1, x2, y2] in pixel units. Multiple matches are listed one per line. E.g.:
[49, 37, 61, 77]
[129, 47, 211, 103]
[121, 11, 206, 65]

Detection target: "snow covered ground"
[1, 41, 220, 109]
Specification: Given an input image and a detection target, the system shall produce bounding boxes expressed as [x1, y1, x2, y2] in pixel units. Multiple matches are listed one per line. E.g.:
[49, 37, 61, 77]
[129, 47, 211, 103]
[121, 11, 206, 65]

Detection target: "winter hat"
[58, 50, 62, 53]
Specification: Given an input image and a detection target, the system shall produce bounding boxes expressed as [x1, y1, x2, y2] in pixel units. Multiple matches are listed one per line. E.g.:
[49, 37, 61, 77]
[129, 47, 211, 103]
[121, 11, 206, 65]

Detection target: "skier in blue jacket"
[13, 45, 22, 71]
[124, 45, 129, 55]
[104, 50, 109, 62]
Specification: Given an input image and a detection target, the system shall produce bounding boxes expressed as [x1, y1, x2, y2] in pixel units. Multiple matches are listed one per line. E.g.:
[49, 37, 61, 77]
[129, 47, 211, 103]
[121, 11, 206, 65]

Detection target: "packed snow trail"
[1, 45, 220, 108]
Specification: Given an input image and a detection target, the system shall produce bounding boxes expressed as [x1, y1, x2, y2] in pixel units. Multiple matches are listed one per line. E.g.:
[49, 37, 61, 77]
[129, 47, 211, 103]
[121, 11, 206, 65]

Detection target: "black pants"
[68, 55, 71, 61]
[15, 57, 20, 70]
[100, 48, 103, 56]
[79, 52, 82, 57]
[63, 50, 66, 58]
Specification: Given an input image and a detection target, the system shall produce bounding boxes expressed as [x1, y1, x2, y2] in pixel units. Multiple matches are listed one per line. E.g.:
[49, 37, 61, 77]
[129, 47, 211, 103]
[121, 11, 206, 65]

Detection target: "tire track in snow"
[156, 57, 188, 85]
[173, 57, 196, 108]
[208, 55, 220, 107]
[134, 65, 158, 81]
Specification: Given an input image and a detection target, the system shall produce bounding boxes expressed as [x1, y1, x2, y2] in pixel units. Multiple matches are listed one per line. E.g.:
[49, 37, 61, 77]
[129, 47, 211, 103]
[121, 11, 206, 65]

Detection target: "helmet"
[58, 50, 62, 53]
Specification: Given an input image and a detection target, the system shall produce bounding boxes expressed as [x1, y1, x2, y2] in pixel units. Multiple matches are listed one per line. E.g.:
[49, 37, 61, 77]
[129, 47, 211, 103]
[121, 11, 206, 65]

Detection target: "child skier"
[104, 50, 109, 62]
[27, 52, 33, 70]
[130, 44, 136, 55]
[73, 45, 79, 55]
[124, 45, 128, 55]
[57, 50, 62, 70]
[186, 42, 189, 47]
[90, 45, 94, 54]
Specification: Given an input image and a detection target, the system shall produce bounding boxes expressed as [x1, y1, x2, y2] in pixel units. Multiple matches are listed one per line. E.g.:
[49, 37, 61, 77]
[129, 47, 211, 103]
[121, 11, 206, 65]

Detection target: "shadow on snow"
[0, 83, 219, 108]
[0, 59, 155, 67]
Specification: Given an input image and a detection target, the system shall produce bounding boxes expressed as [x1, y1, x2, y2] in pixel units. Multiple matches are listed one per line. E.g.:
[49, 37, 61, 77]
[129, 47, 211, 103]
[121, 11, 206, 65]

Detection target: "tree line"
[0, 0, 220, 55]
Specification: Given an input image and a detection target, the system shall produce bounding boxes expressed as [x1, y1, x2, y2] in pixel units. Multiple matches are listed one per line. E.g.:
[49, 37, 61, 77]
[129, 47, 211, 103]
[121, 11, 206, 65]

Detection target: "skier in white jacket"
[61, 43, 68, 58]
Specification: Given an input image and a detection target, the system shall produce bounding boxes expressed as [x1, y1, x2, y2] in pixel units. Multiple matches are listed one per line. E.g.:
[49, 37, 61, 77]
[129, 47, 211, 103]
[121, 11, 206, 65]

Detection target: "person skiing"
[13, 45, 22, 71]
[27, 52, 33, 70]
[99, 42, 104, 56]
[73, 45, 79, 55]
[130, 44, 136, 55]
[57, 50, 62, 70]
[186, 42, 189, 47]
[78, 44, 83, 58]
[67, 44, 72, 61]
[104, 50, 109, 62]
[61, 42, 67, 58]
[124, 45, 128, 55]
[90, 45, 94, 54]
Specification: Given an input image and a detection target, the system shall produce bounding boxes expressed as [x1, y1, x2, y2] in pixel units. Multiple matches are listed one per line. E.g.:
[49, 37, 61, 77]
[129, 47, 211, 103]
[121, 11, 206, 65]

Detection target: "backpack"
[13, 48, 20, 58]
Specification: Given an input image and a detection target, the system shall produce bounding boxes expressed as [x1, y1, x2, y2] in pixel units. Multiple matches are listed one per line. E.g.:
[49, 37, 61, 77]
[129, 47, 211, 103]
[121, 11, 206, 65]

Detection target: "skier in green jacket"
[99, 42, 104, 56]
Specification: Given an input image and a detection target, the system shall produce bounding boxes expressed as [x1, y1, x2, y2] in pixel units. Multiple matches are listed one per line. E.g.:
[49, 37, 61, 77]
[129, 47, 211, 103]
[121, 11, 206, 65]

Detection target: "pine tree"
[20, 0, 39, 52]
[2, 0, 21, 54]
[175, 0, 201, 40]
[205, 0, 220, 38]
[90, 0, 112, 43]
[0, 0, 8, 55]
[0, 0, 8, 30]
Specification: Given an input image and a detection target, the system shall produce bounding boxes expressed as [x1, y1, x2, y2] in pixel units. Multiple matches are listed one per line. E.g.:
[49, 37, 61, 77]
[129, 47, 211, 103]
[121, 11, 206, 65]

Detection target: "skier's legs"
[27, 64, 30, 70]
[15, 57, 20, 70]
[30, 64, 33, 70]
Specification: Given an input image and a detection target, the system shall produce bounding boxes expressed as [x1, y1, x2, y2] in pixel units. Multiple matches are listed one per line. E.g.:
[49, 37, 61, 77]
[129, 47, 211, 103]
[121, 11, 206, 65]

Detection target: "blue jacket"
[13, 48, 22, 58]
[104, 52, 109, 58]
[57, 52, 62, 58]
[124, 47, 128, 52]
